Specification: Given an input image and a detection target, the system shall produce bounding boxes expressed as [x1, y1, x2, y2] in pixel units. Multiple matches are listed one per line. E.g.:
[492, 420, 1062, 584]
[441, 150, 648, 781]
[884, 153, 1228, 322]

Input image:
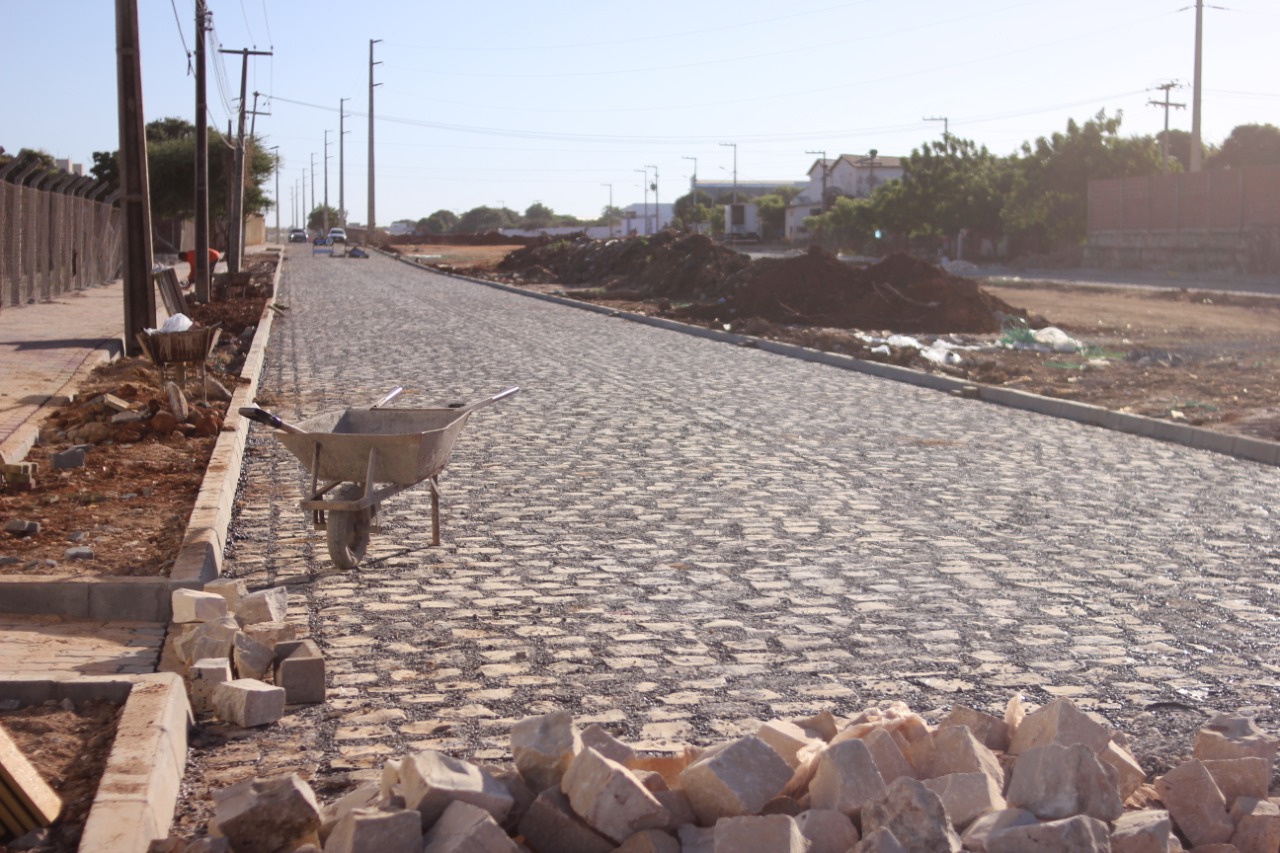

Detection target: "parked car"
[327, 228, 347, 243]
[288, 228, 307, 243]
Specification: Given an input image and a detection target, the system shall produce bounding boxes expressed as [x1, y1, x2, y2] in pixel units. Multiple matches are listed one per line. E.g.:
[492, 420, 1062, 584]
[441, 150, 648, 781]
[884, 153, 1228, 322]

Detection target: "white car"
[327, 228, 347, 243]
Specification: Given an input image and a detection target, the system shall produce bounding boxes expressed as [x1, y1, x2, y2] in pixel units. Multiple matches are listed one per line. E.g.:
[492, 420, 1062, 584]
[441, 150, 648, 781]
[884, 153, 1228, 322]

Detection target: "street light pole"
[339, 97, 349, 226]
[323, 129, 331, 234]
[634, 168, 649, 235]
[601, 183, 614, 237]
[270, 145, 279, 242]
[645, 164, 660, 232]
[720, 142, 737, 205]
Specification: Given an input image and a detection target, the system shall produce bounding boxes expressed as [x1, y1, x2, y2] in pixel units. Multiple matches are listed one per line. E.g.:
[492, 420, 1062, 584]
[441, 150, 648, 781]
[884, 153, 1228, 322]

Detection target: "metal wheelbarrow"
[240, 386, 519, 569]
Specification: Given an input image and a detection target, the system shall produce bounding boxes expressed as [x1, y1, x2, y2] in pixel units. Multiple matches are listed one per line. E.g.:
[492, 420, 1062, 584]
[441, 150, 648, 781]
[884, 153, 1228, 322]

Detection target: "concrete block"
[561, 746, 667, 843]
[516, 786, 613, 853]
[211, 678, 285, 728]
[511, 709, 582, 792]
[1154, 759, 1234, 847]
[809, 737, 887, 820]
[188, 657, 232, 715]
[794, 808, 859, 853]
[713, 815, 807, 852]
[324, 806, 423, 853]
[234, 586, 288, 625]
[1110, 810, 1173, 853]
[679, 735, 794, 825]
[213, 773, 321, 853]
[860, 776, 961, 853]
[922, 772, 1006, 831]
[1005, 743, 1123, 822]
[400, 748, 513, 830]
[274, 639, 325, 705]
[986, 815, 1110, 853]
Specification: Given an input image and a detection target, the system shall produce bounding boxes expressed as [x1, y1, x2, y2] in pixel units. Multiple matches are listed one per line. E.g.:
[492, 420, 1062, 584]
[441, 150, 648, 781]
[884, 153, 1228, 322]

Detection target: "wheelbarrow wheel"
[326, 483, 371, 570]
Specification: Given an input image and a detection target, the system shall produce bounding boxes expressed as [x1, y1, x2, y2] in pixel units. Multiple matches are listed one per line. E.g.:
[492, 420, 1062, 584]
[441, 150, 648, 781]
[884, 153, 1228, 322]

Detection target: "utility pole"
[720, 142, 737, 204]
[601, 183, 613, 237]
[218, 46, 272, 274]
[634, 169, 649, 235]
[806, 149, 829, 211]
[310, 153, 317, 230]
[290, 185, 295, 230]
[323, 129, 331, 234]
[646, 164, 660, 232]
[681, 155, 697, 224]
[115, 0, 154, 353]
[924, 115, 949, 142]
[1190, 0, 1204, 172]
[1148, 82, 1186, 174]
[339, 97, 349, 226]
[193, 0, 211, 302]
[369, 39, 382, 236]
[270, 145, 280, 241]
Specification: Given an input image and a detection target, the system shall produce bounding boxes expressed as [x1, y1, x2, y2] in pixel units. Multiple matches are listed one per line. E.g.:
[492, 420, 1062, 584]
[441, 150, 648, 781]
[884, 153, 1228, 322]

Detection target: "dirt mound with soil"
[389, 231, 537, 247]
[497, 232, 751, 299]
[706, 248, 1025, 333]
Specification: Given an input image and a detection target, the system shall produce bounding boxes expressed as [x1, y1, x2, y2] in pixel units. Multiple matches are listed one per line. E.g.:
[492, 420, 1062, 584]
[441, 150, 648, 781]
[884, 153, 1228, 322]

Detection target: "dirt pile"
[496, 232, 751, 299]
[389, 231, 537, 248]
[707, 248, 1025, 334]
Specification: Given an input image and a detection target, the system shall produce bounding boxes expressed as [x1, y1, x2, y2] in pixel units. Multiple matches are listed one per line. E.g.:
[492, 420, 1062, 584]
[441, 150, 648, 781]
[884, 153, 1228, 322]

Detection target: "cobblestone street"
[219, 247, 1280, 789]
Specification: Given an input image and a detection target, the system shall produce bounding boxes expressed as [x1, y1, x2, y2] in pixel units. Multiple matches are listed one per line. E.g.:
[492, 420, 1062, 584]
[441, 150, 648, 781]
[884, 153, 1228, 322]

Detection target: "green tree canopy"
[877, 136, 1010, 240]
[307, 205, 341, 231]
[419, 209, 458, 235]
[1208, 123, 1280, 170]
[455, 205, 517, 234]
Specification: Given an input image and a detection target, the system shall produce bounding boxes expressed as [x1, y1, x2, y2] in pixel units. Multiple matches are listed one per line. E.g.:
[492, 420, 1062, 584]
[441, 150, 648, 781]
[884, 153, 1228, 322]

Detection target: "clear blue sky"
[3, 0, 1276, 227]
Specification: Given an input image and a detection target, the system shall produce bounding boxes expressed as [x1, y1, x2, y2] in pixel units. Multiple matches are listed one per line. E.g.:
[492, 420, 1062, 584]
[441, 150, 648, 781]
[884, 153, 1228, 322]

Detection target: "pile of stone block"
[150, 696, 1279, 852]
[169, 581, 324, 727]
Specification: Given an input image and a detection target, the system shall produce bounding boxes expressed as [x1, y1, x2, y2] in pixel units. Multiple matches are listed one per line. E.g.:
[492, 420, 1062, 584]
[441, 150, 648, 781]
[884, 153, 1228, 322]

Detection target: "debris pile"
[155, 697, 1278, 852]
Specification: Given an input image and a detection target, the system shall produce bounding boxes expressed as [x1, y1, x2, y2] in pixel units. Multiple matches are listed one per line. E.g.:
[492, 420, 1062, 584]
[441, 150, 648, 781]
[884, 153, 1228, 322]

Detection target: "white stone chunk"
[172, 589, 229, 623]
[1100, 739, 1147, 801]
[204, 577, 248, 609]
[325, 806, 423, 853]
[1110, 810, 1173, 853]
[188, 657, 232, 715]
[214, 773, 320, 853]
[794, 808, 859, 853]
[581, 724, 636, 767]
[516, 786, 613, 853]
[1004, 743, 1123, 822]
[938, 705, 1010, 753]
[808, 738, 886, 820]
[677, 824, 715, 853]
[908, 726, 1004, 789]
[986, 815, 1111, 853]
[1203, 757, 1270, 808]
[1008, 698, 1111, 755]
[422, 800, 520, 853]
[653, 788, 696, 832]
[177, 615, 240, 666]
[561, 746, 667, 843]
[400, 749, 513, 830]
[713, 815, 807, 853]
[922, 772, 1006, 831]
[511, 710, 582, 792]
[212, 678, 285, 728]
[615, 828, 680, 853]
[862, 727, 916, 785]
[1194, 714, 1278, 765]
[243, 620, 297, 648]
[860, 776, 961, 853]
[1230, 797, 1280, 853]
[960, 808, 1038, 853]
[233, 631, 275, 681]
[235, 586, 288, 626]
[1154, 759, 1234, 848]
[318, 781, 380, 843]
[854, 828, 907, 853]
[756, 720, 820, 769]
[679, 735, 793, 825]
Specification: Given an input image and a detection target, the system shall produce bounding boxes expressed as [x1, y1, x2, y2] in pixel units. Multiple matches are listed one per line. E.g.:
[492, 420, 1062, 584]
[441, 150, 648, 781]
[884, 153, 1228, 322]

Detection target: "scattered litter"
[160, 313, 193, 333]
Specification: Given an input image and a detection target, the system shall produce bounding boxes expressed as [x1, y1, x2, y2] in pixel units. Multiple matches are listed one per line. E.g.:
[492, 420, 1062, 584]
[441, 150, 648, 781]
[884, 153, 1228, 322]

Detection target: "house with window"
[785, 153, 904, 242]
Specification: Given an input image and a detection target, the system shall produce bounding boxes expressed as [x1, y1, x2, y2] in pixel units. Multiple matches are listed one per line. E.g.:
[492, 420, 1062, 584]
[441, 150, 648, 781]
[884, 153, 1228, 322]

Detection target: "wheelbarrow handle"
[237, 406, 307, 434]
[460, 385, 520, 413]
[370, 386, 404, 408]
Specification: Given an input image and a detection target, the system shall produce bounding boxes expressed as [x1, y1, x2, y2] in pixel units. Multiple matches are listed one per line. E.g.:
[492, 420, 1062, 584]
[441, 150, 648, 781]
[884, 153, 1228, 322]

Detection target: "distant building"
[388, 219, 417, 236]
[619, 202, 676, 236]
[785, 153, 904, 242]
[54, 159, 84, 176]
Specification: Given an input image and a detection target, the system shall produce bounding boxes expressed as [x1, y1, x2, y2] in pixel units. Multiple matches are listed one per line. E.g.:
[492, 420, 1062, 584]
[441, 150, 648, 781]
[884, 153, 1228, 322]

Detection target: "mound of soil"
[389, 231, 537, 247]
[700, 248, 1026, 334]
[496, 232, 751, 299]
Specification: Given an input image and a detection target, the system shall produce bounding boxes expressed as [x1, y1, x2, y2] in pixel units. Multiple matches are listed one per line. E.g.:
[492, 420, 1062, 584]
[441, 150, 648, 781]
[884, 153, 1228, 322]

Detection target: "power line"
[168, 0, 192, 74]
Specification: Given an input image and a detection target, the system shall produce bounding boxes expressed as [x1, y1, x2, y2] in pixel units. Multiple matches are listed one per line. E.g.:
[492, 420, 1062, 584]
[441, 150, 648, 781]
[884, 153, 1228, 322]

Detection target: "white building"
[388, 219, 418, 236]
[619, 202, 675, 236]
[785, 153, 904, 242]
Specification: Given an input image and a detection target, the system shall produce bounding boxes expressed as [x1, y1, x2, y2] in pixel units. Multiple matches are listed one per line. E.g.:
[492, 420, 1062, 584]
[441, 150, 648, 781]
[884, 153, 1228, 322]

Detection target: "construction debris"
[0, 724, 62, 835]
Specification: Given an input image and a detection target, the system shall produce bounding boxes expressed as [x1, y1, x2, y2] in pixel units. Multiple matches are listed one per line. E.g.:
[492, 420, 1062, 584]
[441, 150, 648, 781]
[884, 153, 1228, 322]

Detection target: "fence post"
[0, 162, 14, 310]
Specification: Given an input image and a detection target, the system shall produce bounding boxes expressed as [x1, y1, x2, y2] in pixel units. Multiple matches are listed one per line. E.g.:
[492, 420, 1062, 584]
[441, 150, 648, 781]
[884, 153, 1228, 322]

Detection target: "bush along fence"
[0, 162, 121, 310]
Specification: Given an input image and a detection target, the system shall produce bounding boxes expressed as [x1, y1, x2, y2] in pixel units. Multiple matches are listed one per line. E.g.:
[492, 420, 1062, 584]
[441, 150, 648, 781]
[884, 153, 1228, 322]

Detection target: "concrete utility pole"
[310, 153, 317, 229]
[323, 129, 331, 234]
[339, 97, 349, 226]
[1190, 0, 1205, 172]
[1148, 82, 1186, 175]
[369, 39, 382, 235]
[193, 0, 211, 301]
[924, 115, 949, 142]
[270, 145, 280, 240]
[720, 142, 738, 204]
[681, 155, 697, 215]
[601, 183, 613, 237]
[646, 164, 659, 232]
[634, 169, 649, 235]
[115, 0, 155, 353]
[218, 46, 272, 274]
[290, 185, 295, 230]
[806, 149, 828, 211]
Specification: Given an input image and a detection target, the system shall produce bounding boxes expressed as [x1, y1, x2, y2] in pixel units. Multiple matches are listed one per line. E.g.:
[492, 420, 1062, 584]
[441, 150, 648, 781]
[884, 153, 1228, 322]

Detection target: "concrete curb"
[385, 251, 1280, 468]
[0, 673, 191, 853]
[0, 250, 285, 620]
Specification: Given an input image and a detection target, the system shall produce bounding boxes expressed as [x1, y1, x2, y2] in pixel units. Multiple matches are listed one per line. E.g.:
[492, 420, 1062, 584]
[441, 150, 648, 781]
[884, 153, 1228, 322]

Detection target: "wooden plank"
[0, 779, 35, 835]
[0, 724, 61, 828]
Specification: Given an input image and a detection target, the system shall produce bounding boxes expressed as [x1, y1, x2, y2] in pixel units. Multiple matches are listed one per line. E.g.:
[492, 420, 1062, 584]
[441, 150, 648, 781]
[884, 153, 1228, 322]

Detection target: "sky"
[3, 0, 1277, 228]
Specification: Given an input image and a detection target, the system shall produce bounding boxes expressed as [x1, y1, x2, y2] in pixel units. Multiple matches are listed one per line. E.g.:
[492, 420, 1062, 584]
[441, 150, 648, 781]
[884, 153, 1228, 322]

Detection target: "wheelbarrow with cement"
[239, 386, 519, 569]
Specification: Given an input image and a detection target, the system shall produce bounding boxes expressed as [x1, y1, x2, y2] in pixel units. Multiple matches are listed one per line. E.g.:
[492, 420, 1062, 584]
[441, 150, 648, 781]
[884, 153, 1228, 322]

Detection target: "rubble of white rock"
[148, 695, 1280, 853]
[169, 584, 324, 726]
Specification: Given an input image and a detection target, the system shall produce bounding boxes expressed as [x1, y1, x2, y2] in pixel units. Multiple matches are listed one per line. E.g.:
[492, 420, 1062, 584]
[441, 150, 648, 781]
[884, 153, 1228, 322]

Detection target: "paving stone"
[516, 786, 613, 853]
[922, 772, 1006, 831]
[511, 709, 582, 792]
[235, 586, 288, 626]
[986, 815, 1111, 853]
[860, 776, 960, 853]
[189, 657, 233, 715]
[399, 748, 514, 830]
[233, 631, 275, 681]
[1202, 757, 1270, 808]
[213, 773, 321, 853]
[1004, 742, 1123, 822]
[960, 807, 1039, 853]
[1229, 797, 1280, 853]
[615, 828, 680, 853]
[421, 800, 519, 853]
[561, 746, 667, 844]
[809, 737, 887, 820]
[854, 828, 907, 853]
[794, 808, 859, 853]
[1008, 698, 1111, 755]
[1194, 715, 1278, 764]
[755, 719, 819, 769]
[937, 705, 1010, 753]
[907, 725, 1004, 789]
[205, 577, 248, 609]
[1154, 759, 1234, 847]
[325, 806, 422, 853]
[173, 589, 230, 623]
[212, 678, 286, 728]
[680, 735, 793, 825]
[1109, 809, 1173, 853]
[274, 639, 326, 705]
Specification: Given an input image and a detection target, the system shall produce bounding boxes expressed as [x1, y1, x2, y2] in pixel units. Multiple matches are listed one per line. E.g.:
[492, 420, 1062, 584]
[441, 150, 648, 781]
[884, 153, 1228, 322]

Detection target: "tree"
[874, 135, 1010, 241]
[1208, 124, 1280, 170]
[307, 205, 341, 231]
[804, 195, 877, 252]
[522, 202, 554, 229]
[455, 205, 517, 234]
[1003, 110, 1163, 252]
[754, 194, 790, 241]
[419, 209, 458, 235]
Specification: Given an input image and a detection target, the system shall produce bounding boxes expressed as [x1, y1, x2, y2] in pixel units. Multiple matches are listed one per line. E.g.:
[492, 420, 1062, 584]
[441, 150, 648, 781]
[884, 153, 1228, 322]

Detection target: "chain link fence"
[0, 163, 121, 311]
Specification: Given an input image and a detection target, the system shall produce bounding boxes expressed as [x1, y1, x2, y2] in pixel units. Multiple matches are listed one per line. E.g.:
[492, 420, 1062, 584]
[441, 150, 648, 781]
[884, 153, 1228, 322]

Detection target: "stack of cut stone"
[169, 581, 324, 727]
[155, 697, 1280, 853]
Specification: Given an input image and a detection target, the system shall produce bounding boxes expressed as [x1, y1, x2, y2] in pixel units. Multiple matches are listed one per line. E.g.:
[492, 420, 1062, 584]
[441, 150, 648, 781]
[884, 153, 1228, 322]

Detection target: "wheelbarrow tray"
[277, 407, 472, 486]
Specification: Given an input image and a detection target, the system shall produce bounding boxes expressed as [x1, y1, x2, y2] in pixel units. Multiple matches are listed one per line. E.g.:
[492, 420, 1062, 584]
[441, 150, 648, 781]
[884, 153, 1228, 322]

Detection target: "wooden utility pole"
[115, 0, 155, 354]
[1148, 82, 1186, 175]
[218, 47, 271, 274]
[194, 0, 211, 302]
[323, 129, 331, 234]
[339, 98, 349, 226]
[368, 39, 382, 236]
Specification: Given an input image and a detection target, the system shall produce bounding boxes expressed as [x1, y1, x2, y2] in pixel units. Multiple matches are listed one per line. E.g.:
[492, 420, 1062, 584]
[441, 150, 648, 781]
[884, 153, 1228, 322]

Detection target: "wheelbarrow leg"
[429, 475, 440, 546]
[326, 483, 371, 570]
